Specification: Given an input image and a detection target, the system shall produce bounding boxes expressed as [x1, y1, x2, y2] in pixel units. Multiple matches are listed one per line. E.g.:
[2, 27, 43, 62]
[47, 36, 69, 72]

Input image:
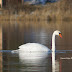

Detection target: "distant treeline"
[3, 0, 22, 7]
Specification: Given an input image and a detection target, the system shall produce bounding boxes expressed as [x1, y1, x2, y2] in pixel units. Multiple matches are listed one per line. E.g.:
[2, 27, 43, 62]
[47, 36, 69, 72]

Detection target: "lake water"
[1, 21, 72, 72]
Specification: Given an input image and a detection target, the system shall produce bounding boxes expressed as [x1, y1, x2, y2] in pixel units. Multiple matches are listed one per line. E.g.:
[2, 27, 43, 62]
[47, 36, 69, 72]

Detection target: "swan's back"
[19, 43, 50, 52]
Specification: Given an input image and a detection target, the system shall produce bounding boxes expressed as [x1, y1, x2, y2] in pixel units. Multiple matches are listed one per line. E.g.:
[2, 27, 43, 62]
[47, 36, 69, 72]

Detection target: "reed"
[0, 0, 72, 21]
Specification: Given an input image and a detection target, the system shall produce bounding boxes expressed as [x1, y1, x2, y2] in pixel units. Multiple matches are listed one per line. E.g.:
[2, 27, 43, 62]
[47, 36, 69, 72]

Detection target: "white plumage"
[18, 43, 49, 52]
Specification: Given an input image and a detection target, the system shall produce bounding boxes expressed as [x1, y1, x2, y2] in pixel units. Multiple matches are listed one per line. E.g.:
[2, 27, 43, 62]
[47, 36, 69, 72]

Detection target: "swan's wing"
[19, 43, 31, 49]
[18, 43, 50, 52]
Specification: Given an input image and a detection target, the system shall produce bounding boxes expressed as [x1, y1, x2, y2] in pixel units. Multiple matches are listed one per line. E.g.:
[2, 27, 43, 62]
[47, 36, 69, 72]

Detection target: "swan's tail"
[11, 50, 19, 53]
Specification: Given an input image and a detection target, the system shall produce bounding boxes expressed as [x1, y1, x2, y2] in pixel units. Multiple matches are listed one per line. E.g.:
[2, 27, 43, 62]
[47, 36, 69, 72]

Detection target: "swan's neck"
[52, 33, 56, 52]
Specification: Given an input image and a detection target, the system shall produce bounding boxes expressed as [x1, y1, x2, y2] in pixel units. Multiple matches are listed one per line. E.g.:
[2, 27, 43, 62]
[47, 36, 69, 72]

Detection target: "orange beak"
[59, 33, 62, 38]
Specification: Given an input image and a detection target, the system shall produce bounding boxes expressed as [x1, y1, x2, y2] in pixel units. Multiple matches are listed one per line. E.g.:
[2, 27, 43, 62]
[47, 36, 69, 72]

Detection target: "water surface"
[2, 21, 72, 72]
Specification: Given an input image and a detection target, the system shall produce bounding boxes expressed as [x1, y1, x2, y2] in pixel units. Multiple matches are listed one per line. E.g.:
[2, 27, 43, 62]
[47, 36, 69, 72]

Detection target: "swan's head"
[54, 30, 62, 38]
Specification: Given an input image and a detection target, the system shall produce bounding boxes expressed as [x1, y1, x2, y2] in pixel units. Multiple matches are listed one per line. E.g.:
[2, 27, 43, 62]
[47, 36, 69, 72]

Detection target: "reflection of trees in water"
[2, 21, 72, 50]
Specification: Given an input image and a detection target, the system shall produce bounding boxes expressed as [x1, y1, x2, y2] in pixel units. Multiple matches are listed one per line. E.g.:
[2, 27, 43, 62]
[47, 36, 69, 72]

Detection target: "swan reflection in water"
[18, 51, 59, 72]
[52, 52, 59, 72]
[18, 51, 50, 72]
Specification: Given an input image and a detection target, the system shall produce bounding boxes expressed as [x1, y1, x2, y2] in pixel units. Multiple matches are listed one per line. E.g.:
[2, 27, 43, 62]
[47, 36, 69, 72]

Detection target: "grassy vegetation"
[0, 0, 72, 21]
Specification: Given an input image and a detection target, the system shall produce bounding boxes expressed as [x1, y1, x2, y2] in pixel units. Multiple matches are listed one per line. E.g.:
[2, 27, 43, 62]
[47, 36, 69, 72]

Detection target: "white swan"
[11, 30, 62, 72]
[12, 30, 62, 54]
[18, 30, 62, 52]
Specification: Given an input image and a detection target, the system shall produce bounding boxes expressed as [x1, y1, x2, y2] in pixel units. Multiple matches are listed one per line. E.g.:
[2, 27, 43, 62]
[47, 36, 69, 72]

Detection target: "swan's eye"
[59, 33, 61, 34]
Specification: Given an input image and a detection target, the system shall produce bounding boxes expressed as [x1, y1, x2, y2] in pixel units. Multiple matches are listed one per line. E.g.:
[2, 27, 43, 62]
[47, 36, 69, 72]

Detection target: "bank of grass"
[0, 0, 72, 21]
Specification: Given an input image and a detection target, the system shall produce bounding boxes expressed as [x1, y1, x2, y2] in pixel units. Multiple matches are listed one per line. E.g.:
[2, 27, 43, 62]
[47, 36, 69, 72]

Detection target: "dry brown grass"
[0, 0, 72, 21]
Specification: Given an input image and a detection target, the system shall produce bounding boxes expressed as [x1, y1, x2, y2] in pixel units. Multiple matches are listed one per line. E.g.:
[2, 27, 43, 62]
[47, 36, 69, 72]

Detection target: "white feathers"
[18, 43, 49, 52]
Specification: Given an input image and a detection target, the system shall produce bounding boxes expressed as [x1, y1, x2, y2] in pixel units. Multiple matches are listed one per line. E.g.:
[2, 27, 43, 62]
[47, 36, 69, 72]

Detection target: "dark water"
[2, 21, 72, 72]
